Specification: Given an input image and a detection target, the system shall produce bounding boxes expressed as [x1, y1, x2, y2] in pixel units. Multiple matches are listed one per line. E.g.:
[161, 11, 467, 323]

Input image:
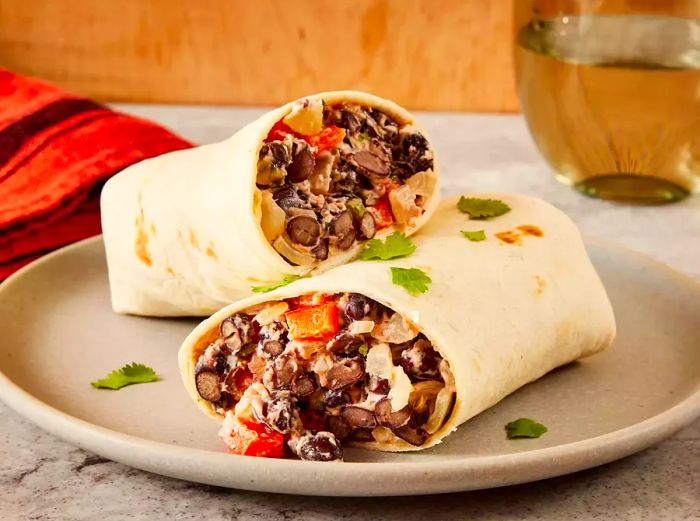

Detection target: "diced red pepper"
[367, 196, 394, 229]
[265, 120, 299, 143]
[285, 302, 340, 340]
[226, 418, 285, 458]
[299, 409, 327, 432]
[306, 125, 346, 154]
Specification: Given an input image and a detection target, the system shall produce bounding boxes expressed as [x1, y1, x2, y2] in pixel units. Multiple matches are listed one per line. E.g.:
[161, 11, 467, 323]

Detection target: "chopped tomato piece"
[299, 409, 326, 432]
[285, 302, 340, 340]
[367, 196, 395, 229]
[266, 120, 299, 143]
[306, 125, 346, 154]
[227, 418, 285, 458]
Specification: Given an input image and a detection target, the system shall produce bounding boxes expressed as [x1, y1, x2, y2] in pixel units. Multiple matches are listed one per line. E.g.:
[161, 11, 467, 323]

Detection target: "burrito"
[101, 91, 439, 316]
[178, 194, 616, 460]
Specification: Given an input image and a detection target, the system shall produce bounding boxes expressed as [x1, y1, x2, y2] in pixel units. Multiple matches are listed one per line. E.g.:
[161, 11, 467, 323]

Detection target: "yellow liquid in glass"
[516, 15, 700, 202]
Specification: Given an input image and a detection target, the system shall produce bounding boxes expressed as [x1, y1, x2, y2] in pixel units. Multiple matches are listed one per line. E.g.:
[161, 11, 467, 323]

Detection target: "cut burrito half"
[101, 91, 439, 316]
[178, 194, 616, 460]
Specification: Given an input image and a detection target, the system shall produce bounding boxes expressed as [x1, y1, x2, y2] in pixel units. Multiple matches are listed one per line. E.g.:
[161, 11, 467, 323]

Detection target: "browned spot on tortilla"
[134, 198, 152, 267]
[189, 229, 199, 250]
[495, 231, 521, 245]
[205, 243, 218, 260]
[150, 222, 156, 236]
[518, 225, 543, 237]
[534, 275, 546, 295]
[165, 266, 175, 276]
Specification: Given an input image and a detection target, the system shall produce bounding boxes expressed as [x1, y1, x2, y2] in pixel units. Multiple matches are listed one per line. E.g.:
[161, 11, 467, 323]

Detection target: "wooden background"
[0, 0, 526, 111]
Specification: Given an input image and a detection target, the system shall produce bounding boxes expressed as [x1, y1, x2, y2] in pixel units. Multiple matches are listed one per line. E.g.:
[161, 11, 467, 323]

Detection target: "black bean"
[375, 398, 412, 429]
[400, 339, 441, 380]
[336, 228, 356, 250]
[272, 186, 304, 211]
[286, 215, 321, 247]
[323, 388, 351, 408]
[344, 293, 372, 321]
[326, 332, 362, 356]
[264, 353, 300, 390]
[325, 357, 365, 390]
[296, 432, 343, 462]
[327, 415, 352, 441]
[339, 110, 361, 133]
[352, 150, 390, 177]
[393, 425, 428, 446]
[358, 212, 376, 239]
[287, 145, 315, 183]
[367, 376, 390, 395]
[219, 315, 253, 354]
[341, 406, 377, 429]
[195, 369, 221, 402]
[312, 238, 329, 261]
[268, 141, 291, 168]
[262, 340, 284, 358]
[291, 373, 316, 397]
[401, 133, 429, 158]
[331, 211, 354, 239]
[264, 395, 296, 434]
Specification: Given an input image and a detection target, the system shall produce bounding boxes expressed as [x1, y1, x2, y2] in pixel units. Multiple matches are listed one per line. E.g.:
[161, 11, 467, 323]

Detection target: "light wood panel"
[0, 0, 520, 111]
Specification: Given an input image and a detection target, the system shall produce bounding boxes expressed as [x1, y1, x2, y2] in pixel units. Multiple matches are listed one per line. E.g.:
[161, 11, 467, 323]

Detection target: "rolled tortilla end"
[178, 195, 616, 458]
[101, 91, 440, 317]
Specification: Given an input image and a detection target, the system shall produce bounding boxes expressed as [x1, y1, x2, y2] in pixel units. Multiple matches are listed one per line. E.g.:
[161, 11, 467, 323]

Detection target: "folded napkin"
[0, 70, 193, 279]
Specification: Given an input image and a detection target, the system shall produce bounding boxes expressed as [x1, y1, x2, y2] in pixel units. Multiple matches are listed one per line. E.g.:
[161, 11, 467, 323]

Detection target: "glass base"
[572, 174, 689, 204]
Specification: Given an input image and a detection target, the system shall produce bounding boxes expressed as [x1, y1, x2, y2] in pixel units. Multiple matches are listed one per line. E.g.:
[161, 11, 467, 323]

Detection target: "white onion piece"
[348, 320, 375, 335]
[388, 366, 412, 410]
[409, 380, 444, 414]
[425, 388, 454, 434]
[371, 313, 419, 344]
[389, 170, 436, 227]
[260, 191, 286, 241]
[365, 343, 393, 381]
[253, 302, 288, 325]
[273, 235, 316, 266]
[282, 99, 324, 135]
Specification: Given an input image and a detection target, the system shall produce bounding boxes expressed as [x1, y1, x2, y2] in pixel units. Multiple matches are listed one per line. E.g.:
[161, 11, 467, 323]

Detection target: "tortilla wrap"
[101, 91, 440, 316]
[178, 194, 616, 452]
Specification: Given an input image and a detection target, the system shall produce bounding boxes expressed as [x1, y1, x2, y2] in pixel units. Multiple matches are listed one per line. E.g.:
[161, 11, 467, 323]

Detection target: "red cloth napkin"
[0, 70, 193, 279]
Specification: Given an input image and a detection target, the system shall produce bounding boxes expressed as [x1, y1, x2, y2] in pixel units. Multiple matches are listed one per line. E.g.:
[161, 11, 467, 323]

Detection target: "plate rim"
[1, 235, 699, 496]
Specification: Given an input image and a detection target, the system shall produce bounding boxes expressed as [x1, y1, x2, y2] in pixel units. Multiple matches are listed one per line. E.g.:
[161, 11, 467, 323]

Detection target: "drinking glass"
[515, 0, 700, 203]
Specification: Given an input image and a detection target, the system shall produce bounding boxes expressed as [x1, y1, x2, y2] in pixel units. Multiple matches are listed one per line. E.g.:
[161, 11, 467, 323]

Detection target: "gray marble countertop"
[1, 106, 698, 520]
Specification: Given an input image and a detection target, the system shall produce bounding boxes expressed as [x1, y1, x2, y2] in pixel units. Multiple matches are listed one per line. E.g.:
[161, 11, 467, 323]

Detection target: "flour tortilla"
[101, 91, 440, 316]
[178, 194, 616, 451]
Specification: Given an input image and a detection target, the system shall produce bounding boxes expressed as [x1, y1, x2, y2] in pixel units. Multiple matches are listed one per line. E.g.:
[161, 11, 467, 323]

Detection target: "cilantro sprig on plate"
[390, 267, 431, 296]
[251, 274, 302, 293]
[461, 229, 486, 242]
[91, 363, 159, 390]
[458, 196, 511, 220]
[360, 232, 416, 261]
[505, 418, 548, 439]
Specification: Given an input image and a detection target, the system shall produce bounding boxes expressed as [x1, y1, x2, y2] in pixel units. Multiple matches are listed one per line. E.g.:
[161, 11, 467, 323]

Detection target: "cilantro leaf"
[91, 362, 159, 390]
[505, 418, 548, 439]
[461, 229, 486, 242]
[251, 274, 302, 293]
[390, 267, 431, 296]
[457, 196, 511, 219]
[358, 344, 369, 357]
[360, 232, 416, 261]
[357, 132, 371, 142]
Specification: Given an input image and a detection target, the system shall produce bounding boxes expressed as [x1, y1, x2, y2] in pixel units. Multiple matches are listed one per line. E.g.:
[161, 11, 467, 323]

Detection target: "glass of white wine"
[515, 0, 700, 203]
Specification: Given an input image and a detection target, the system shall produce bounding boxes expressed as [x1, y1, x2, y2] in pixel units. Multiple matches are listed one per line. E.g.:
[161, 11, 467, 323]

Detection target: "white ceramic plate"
[0, 237, 699, 496]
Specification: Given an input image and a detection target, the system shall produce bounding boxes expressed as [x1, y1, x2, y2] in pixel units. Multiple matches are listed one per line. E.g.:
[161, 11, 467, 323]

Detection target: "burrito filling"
[193, 292, 455, 461]
[257, 99, 436, 266]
